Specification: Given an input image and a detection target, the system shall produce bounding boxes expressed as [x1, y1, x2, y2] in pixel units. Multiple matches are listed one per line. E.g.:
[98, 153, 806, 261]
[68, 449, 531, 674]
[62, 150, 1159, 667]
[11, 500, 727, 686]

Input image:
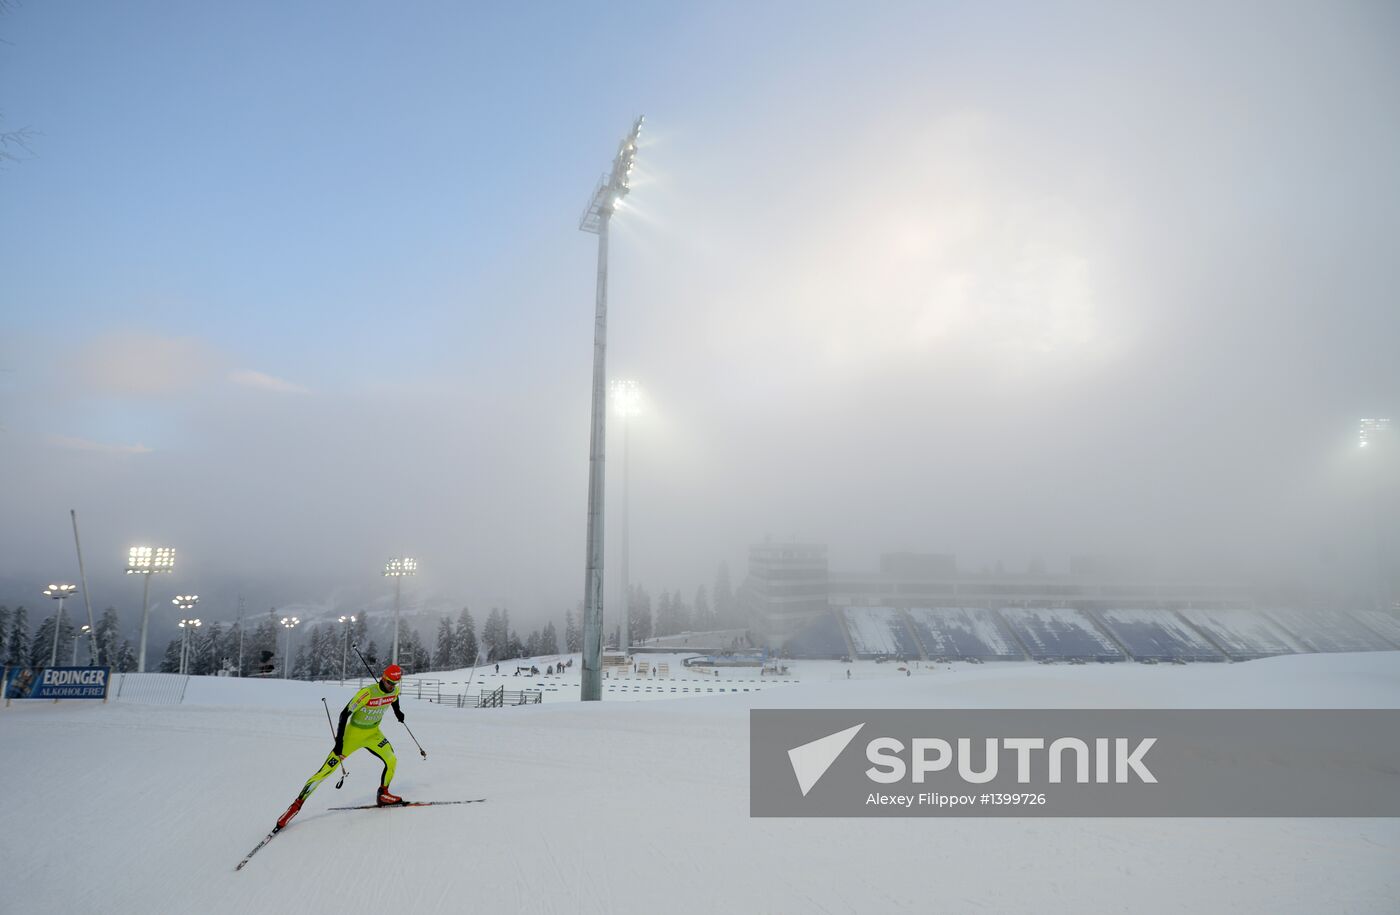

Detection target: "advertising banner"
[4, 666, 111, 700]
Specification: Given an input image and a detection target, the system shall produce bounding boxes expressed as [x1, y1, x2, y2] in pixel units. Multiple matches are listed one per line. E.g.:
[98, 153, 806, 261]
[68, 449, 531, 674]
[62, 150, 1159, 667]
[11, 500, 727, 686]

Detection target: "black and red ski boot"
[276, 797, 303, 830]
[376, 786, 403, 806]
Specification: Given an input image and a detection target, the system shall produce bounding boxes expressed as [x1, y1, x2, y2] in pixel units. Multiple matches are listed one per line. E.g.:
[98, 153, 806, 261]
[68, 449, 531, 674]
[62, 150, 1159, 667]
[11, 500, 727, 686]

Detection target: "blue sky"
[2, 2, 1398, 625]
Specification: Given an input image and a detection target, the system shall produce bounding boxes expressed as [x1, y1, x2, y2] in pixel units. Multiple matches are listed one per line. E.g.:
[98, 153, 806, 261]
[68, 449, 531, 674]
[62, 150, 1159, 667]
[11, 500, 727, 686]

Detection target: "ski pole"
[352, 643, 427, 760]
[322, 697, 350, 788]
[351, 642, 377, 680]
[399, 719, 428, 760]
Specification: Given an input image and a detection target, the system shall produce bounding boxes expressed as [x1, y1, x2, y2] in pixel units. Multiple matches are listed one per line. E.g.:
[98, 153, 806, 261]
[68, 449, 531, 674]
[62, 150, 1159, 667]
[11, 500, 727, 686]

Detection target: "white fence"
[112, 672, 191, 705]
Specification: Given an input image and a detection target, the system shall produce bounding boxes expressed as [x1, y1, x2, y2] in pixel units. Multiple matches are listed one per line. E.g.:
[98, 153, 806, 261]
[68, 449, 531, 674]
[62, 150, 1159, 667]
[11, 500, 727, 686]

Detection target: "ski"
[235, 827, 282, 871]
[236, 800, 484, 869]
[326, 798, 486, 811]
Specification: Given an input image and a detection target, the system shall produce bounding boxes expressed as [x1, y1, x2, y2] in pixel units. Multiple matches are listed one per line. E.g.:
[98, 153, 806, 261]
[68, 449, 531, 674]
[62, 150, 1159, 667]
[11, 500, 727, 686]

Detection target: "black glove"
[333, 738, 344, 757]
[394, 707, 405, 724]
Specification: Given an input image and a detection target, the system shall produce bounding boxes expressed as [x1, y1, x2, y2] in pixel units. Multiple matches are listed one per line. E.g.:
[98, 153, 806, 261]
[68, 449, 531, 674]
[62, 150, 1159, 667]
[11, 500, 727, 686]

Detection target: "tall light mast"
[578, 116, 644, 701]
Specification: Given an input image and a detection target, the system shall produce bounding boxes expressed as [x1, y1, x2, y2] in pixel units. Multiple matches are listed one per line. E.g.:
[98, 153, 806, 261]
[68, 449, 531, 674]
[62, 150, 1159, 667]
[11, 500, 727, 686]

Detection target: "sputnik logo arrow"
[787, 723, 865, 796]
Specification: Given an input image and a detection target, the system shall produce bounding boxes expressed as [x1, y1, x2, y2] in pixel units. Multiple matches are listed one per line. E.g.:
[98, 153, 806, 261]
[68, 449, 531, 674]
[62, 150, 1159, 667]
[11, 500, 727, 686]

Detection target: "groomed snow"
[4, 652, 1399, 914]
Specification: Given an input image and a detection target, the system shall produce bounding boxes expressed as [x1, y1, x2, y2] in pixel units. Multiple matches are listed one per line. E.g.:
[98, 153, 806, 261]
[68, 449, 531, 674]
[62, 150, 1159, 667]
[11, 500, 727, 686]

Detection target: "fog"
[2, 2, 1398, 631]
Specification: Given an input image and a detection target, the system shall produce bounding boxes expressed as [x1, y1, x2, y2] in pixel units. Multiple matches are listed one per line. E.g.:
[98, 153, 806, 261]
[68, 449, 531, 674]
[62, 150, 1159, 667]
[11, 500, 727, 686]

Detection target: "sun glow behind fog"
[689, 114, 1119, 387]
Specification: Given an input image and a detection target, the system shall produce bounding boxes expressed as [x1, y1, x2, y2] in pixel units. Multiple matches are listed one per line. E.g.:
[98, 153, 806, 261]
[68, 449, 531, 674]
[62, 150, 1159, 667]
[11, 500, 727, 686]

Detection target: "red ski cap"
[382, 664, 403, 682]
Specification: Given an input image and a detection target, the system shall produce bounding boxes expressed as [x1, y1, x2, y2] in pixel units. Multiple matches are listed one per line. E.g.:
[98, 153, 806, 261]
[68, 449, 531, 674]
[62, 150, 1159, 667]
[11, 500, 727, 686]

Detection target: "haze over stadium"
[3, 3, 1398, 635]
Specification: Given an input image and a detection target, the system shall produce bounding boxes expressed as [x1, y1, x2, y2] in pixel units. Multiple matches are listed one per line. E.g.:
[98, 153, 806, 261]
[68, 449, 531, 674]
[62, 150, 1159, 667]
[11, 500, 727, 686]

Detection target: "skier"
[276, 664, 407, 829]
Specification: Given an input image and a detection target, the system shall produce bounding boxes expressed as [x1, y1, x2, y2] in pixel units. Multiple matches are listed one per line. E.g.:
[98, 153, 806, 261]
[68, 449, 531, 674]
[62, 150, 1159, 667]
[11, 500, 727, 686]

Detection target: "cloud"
[74, 333, 220, 396]
[45, 434, 153, 455]
[228, 369, 309, 394]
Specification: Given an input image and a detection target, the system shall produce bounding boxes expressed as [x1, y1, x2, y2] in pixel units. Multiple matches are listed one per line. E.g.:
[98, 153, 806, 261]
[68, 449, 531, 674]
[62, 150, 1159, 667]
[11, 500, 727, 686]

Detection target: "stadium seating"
[1176, 609, 1300, 660]
[842, 607, 922, 659]
[1263, 609, 1397, 653]
[999, 608, 1123, 661]
[781, 611, 852, 659]
[1093, 609, 1223, 662]
[906, 607, 1023, 660]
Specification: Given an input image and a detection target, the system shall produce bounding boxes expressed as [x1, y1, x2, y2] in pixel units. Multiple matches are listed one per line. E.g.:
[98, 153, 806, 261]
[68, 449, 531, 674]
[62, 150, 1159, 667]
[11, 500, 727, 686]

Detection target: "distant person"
[846, 669, 851, 680]
[275, 664, 407, 831]
[495, 663, 500, 674]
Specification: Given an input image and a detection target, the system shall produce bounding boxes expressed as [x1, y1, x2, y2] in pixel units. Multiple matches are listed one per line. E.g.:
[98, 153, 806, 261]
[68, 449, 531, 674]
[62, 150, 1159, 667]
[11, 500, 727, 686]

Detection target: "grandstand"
[781, 611, 851, 659]
[1264, 609, 1398, 653]
[1177, 608, 1300, 660]
[906, 607, 1023, 660]
[777, 604, 1398, 664]
[841, 607, 922, 659]
[1093, 609, 1223, 662]
[1351, 610, 1400, 647]
[999, 607, 1124, 661]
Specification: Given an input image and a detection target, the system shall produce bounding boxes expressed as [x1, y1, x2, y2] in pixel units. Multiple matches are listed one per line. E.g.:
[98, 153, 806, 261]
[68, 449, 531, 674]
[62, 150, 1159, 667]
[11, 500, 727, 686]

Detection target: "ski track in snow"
[3, 651, 1399, 914]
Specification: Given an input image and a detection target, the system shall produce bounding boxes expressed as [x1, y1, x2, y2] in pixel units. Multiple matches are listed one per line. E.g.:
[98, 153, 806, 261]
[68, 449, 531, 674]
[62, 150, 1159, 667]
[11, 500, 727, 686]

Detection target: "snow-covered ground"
[5, 652, 1399, 914]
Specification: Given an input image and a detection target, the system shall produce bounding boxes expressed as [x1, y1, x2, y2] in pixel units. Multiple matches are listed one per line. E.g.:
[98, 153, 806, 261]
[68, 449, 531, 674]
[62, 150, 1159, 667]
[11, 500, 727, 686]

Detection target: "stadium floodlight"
[1359, 418, 1391, 448]
[73, 624, 91, 665]
[280, 616, 301, 679]
[578, 116, 645, 702]
[383, 558, 417, 666]
[174, 595, 200, 674]
[43, 583, 79, 667]
[609, 379, 643, 655]
[127, 545, 176, 672]
[337, 614, 357, 685]
[1357, 418, 1394, 610]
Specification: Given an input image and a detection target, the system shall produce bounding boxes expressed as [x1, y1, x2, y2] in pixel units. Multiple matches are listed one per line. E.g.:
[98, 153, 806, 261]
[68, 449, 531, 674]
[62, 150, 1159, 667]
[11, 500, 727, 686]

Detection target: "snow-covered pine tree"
[201, 621, 224, 675]
[564, 607, 580, 653]
[434, 617, 454, 670]
[654, 590, 673, 637]
[482, 608, 503, 661]
[409, 628, 430, 674]
[628, 585, 653, 643]
[6, 606, 30, 666]
[541, 621, 559, 655]
[714, 562, 737, 628]
[29, 613, 74, 667]
[29, 615, 55, 666]
[159, 637, 181, 673]
[95, 607, 122, 668]
[693, 586, 712, 631]
[292, 644, 310, 680]
[453, 607, 478, 667]
[253, 611, 278, 676]
[0, 605, 9, 661]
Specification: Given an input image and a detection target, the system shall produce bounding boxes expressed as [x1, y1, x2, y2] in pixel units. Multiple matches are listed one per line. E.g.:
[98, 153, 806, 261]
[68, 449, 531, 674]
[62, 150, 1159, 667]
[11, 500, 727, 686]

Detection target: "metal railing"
[112, 672, 191, 705]
[422, 685, 543, 708]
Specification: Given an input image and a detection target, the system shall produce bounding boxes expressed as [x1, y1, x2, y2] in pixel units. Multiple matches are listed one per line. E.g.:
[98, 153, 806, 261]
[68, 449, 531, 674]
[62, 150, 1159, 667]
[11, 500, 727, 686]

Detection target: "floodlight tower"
[174, 595, 200, 674]
[383, 558, 418, 665]
[127, 546, 175, 672]
[1359, 418, 1395, 609]
[610, 379, 642, 654]
[280, 616, 301, 678]
[42, 583, 78, 667]
[338, 614, 357, 685]
[73, 624, 91, 665]
[577, 115, 645, 701]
